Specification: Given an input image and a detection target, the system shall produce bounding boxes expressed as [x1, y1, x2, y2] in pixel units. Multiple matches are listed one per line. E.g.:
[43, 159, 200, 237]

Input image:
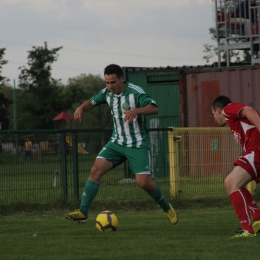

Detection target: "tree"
[65, 73, 113, 128]
[0, 48, 12, 130]
[203, 28, 245, 64]
[18, 42, 67, 129]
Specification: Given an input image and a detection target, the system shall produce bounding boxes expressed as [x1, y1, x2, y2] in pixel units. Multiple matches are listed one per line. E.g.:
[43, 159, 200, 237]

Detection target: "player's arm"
[74, 100, 95, 123]
[135, 104, 158, 115]
[124, 104, 158, 123]
[240, 106, 260, 132]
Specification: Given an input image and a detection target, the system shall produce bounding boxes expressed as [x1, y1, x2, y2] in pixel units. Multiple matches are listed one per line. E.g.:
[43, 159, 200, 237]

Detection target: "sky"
[1, 0, 216, 84]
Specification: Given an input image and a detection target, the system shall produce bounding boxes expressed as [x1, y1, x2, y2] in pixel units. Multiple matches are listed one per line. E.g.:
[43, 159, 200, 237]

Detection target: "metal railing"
[215, 0, 260, 66]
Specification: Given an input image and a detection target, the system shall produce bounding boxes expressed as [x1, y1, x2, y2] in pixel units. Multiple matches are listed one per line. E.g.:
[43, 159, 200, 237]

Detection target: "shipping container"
[182, 65, 260, 127]
[122, 64, 260, 178]
[123, 66, 181, 128]
[123, 65, 260, 127]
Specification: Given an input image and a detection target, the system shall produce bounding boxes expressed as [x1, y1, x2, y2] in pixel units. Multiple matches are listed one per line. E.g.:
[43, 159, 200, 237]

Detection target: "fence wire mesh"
[168, 127, 249, 199]
[0, 128, 255, 206]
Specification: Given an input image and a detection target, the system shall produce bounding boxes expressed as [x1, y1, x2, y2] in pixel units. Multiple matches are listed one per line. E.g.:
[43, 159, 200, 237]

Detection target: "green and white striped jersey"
[90, 82, 157, 148]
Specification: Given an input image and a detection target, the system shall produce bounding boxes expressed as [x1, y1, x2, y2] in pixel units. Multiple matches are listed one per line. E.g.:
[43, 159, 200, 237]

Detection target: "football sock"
[80, 180, 100, 217]
[148, 183, 170, 212]
[241, 187, 260, 221]
[229, 190, 254, 234]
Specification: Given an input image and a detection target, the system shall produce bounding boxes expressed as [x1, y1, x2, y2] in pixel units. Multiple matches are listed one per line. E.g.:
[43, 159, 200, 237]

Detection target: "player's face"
[211, 107, 227, 126]
[104, 74, 124, 94]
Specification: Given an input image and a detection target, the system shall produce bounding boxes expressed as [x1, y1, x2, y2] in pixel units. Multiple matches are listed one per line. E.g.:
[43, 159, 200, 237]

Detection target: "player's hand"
[124, 109, 137, 123]
[74, 107, 84, 123]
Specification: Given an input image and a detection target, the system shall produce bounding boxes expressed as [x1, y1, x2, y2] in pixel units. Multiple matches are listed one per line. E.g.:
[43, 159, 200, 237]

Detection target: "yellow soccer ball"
[95, 210, 119, 232]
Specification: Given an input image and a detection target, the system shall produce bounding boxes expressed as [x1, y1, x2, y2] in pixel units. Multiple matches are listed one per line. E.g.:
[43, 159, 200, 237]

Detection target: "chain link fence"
[0, 128, 257, 207]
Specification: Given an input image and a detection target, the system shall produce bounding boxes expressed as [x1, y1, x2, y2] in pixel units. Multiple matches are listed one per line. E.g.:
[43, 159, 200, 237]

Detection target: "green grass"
[1, 208, 260, 260]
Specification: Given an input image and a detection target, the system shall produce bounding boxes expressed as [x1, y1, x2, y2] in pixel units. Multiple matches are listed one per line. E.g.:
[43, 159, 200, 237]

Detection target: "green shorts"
[97, 141, 151, 175]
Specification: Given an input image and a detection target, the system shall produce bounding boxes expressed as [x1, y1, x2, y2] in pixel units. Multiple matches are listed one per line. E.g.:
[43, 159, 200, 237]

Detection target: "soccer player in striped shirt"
[65, 64, 178, 225]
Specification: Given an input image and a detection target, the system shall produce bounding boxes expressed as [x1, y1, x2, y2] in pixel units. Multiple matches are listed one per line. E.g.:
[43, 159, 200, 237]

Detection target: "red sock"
[229, 190, 254, 234]
[241, 188, 260, 221]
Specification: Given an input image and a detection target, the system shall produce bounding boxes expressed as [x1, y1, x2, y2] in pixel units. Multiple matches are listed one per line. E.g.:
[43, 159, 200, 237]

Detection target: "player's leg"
[226, 164, 256, 237]
[127, 147, 178, 224]
[79, 158, 113, 215]
[240, 187, 260, 220]
[65, 158, 112, 223]
[240, 186, 260, 234]
[65, 143, 124, 223]
[241, 151, 260, 234]
[80, 143, 124, 216]
[229, 151, 260, 237]
[135, 174, 178, 224]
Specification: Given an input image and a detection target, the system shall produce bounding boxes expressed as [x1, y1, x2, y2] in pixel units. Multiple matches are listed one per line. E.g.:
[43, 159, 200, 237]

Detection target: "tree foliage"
[2, 42, 113, 130]
[66, 73, 113, 128]
[18, 42, 66, 129]
[0, 48, 12, 130]
[203, 27, 246, 64]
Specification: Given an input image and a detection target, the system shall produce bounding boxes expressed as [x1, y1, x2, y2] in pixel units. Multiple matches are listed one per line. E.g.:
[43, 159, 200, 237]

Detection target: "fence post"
[72, 132, 79, 202]
[60, 132, 68, 202]
[168, 128, 181, 197]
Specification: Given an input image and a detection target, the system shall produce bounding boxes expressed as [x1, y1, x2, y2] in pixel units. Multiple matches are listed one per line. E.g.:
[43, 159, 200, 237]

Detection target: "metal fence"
[0, 128, 256, 206]
[168, 127, 253, 199]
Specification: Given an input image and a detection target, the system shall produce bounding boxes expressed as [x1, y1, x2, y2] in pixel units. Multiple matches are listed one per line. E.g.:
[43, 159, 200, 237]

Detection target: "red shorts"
[234, 149, 260, 182]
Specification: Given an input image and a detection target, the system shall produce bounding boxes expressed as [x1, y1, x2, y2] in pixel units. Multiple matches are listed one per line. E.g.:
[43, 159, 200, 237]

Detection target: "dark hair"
[212, 95, 232, 110]
[104, 64, 123, 78]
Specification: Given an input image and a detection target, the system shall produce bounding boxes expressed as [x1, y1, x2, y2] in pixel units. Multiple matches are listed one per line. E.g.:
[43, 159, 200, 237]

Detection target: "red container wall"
[182, 67, 260, 127]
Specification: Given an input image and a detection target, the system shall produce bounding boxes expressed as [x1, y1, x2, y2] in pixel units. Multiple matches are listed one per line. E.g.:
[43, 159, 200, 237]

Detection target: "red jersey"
[223, 103, 260, 151]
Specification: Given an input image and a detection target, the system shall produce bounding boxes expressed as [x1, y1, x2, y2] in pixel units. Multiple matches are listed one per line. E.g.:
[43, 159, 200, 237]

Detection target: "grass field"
[2, 144, 260, 259]
[1, 208, 260, 260]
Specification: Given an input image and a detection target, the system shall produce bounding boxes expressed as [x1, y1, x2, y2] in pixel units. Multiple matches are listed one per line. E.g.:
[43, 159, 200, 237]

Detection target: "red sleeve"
[222, 103, 245, 119]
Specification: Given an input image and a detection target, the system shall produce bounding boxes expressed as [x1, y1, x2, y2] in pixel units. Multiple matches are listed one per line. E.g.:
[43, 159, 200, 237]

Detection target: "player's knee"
[136, 180, 143, 188]
[136, 179, 153, 191]
[89, 165, 103, 180]
[135, 177, 144, 187]
[225, 174, 239, 194]
[224, 176, 231, 193]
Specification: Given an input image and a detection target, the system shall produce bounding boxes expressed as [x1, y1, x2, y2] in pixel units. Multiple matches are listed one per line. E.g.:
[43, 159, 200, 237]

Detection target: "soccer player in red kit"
[212, 95, 260, 238]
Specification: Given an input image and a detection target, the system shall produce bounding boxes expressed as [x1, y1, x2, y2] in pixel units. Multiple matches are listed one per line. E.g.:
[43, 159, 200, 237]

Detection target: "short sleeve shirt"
[90, 82, 157, 148]
[223, 103, 260, 151]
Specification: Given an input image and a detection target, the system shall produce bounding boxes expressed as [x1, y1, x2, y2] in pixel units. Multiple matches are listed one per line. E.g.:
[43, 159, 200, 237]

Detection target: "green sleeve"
[90, 88, 108, 106]
[137, 93, 157, 108]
